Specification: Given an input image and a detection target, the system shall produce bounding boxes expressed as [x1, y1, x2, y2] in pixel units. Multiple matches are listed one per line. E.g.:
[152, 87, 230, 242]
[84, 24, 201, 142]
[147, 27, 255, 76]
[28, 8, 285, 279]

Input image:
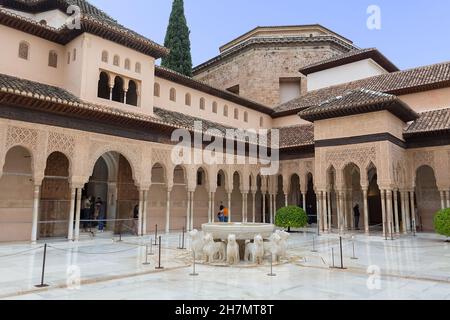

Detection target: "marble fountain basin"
[202, 223, 275, 241]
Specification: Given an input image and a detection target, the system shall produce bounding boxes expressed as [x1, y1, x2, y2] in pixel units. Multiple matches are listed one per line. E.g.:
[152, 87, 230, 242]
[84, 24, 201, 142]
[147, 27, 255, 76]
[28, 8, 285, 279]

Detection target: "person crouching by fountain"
[218, 205, 225, 222]
[223, 205, 229, 223]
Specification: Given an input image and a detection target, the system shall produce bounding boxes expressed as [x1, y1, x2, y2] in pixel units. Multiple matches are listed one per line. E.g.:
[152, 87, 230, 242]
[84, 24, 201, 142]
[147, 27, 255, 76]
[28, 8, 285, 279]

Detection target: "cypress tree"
[161, 0, 193, 77]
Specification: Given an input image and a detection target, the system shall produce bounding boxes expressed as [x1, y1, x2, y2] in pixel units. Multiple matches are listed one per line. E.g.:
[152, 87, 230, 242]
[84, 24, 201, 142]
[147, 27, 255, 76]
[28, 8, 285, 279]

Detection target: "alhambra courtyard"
[0, 0, 449, 300]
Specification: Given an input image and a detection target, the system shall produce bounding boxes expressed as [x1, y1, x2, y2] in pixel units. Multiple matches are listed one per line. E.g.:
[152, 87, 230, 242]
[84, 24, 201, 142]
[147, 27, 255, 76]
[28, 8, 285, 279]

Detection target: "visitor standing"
[133, 204, 139, 234]
[95, 197, 105, 232]
[218, 205, 225, 222]
[353, 204, 361, 230]
[223, 205, 229, 223]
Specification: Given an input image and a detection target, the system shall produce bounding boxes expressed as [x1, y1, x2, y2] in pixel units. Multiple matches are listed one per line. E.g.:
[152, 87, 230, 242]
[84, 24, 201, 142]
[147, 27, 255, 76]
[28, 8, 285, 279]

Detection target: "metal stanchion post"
[178, 227, 186, 250]
[143, 245, 151, 265]
[154, 225, 158, 246]
[190, 251, 199, 276]
[311, 235, 317, 253]
[35, 244, 49, 288]
[267, 254, 276, 277]
[331, 248, 335, 268]
[413, 220, 416, 237]
[117, 221, 123, 242]
[351, 237, 358, 260]
[155, 236, 164, 270]
[339, 237, 346, 270]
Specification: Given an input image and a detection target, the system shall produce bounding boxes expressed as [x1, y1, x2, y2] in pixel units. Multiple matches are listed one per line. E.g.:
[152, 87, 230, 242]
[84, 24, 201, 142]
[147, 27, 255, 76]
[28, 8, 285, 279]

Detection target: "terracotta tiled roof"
[274, 61, 450, 117]
[405, 107, 450, 137]
[298, 89, 418, 122]
[0, 0, 168, 58]
[299, 48, 399, 75]
[155, 66, 274, 115]
[276, 124, 314, 149]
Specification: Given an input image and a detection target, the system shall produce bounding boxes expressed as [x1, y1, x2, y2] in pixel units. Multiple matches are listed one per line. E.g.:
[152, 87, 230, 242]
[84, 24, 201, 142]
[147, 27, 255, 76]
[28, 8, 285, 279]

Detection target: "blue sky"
[89, 0, 450, 70]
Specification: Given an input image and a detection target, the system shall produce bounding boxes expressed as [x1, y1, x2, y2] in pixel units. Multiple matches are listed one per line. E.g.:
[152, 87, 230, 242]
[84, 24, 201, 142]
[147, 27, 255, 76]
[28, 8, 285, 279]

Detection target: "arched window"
[234, 108, 239, 120]
[244, 111, 248, 123]
[112, 76, 124, 103]
[48, 50, 58, 68]
[126, 80, 138, 106]
[124, 58, 130, 70]
[212, 101, 218, 114]
[97, 72, 110, 99]
[260, 116, 264, 127]
[170, 88, 176, 102]
[223, 105, 228, 117]
[154, 82, 160, 97]
[185, 93, 191, 106]
[73, 48, 76, 61]
[113, 55, 120, 66]
[18, 41, 29, 60]
[101, 51, 108, 63]
[67, 52, 71, 64]
[135, 62, 141, 73]
[199, 97, 205, 110]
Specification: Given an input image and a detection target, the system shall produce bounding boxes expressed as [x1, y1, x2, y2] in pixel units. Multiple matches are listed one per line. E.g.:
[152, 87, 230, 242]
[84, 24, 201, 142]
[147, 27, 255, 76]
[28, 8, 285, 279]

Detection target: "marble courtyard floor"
[0, 230, 449, 300]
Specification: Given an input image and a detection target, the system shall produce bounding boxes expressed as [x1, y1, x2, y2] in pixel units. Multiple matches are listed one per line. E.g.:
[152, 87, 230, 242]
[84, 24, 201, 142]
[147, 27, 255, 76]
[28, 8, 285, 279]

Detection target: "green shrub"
[275, 206, 308, 232]
[434, 208, 450, 238]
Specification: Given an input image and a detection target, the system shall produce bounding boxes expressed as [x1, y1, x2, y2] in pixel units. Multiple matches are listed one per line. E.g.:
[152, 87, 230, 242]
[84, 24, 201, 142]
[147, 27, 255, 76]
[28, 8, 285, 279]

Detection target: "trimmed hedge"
[434, 208, 450, 238]
[275, 206, 308, 231]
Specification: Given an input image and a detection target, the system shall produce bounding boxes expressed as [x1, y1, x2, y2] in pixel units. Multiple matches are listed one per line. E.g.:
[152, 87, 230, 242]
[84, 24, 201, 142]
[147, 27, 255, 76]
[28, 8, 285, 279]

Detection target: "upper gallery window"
[200, 98, 205, 110]
[212, 101, 218, 114]
[224, 105, 229, 117]
[154, 82, 160, 97]
[234, 108, 239, 120]
[125, 58, 131, 70]
[170, 88, 176, 102]
[48, 50, 58, 68]
[244, 111, 248, 123]
[185, 93, 191, 106]
[101, 50, 109, 63]
[113, 55, 120, 66]
[18, 41, 29, 60]
[135, 62, 141, 73]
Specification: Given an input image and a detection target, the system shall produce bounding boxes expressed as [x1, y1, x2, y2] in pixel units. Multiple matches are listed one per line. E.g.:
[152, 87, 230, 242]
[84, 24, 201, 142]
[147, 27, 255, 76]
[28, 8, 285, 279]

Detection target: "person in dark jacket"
[353, 204, 361, 230]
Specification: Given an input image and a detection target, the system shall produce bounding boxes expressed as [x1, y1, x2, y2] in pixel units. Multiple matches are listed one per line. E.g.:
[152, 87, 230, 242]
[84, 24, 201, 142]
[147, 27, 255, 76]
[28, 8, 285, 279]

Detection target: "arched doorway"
[148, 163, 166, 233]
[343, 163, 363, 230]
[326, 166, 337, 229]
[306, 173, 316, 224]
[97, 72, 110, 99]
[367, 165, 382, 230]
[289, 174, 301, 207]
[171, 165, 187, 230]
[112, 76, 124, 103]
[84, 152, 138, 235]
[415, 165, 440, 231]
[39, 152, 71, 239]
[126, 80, 138, 106]
[193, 167, 209, 228]
[276, 175, 284, 210]
[0, 146, 34, 242]
[231, 171, 242, 222]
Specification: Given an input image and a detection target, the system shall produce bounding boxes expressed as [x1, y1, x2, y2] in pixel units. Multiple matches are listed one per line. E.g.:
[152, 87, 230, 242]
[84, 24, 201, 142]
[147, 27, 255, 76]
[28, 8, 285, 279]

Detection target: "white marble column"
[381, 189, 387, 236]
[67, 187, 76, 241]
[440, 190, 446, 210]
[74, 188, 82, 241]
[269, 194, 273, 224]
[386, 189, 393, 236]
[410, 191, 416, 232]
[31, 185, 41, 243]
[165, 188, 171, 233]
[446, 190, 450, 209]
[400, 191, 407, 234]
[227, 192, 232, 223]
[190, 191, 194, 230]
[241, 192, 246, 222]
[138, 190, 144, 236]
[363, 188, 369, 234]
[284, 193, 288, 207]
[302, 192, 307, 211]
[262, 193, 266, 223]
[405, 191, 411, 232]
[252, 192, 256, 223]
[211, 192, 216, 223]
[186, 191, 191, 231]
[317, 191, 323, 233]
[142, 190, 148, 235]
[327, 191, 332, 231]
[393, 190, 400, 234]
[207, 192, 212, 223]
[338, 191, 344, 232]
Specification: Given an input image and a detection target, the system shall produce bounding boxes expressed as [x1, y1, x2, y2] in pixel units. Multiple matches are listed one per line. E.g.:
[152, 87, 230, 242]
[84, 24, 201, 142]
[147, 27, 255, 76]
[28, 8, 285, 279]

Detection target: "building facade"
[0, 0, 449, 243]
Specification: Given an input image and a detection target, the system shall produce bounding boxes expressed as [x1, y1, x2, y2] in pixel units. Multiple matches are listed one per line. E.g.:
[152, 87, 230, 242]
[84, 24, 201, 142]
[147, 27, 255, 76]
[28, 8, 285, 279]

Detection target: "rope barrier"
[47, 244, 141, 255]
[0, 246, 44, 258]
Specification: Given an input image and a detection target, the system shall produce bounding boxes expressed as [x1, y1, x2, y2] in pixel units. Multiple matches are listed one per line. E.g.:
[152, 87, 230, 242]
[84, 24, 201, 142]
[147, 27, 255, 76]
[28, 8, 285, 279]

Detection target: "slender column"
[273, 194, 276, 223]
[400, 191, 406, 234]
[262, 193, 266, 223]
[327, 191, 332, 231]
[386, 189, 393, 236]
[227, 192, 232, 223]
[284, 193, 288, 207]
[440, 191, 446, 210]
[190, 191, 194, 230]
[338, 191, 345, 232]
[109, 86, 113, 100]
[142, 190, 148, 235]
[31, 185, 41, 243]
[137, 190, 144, 236]
[269, 194, 273, 224]
[302, 192, 307, 211]
[74, 188, 82, 241]
[446, 191, 450, 209]
[252, 192, 256, 223]
[336, 191, 341, 231]
[363, 188, 369, 234]
[186, 191, 191, 231]
[393, 190, 400, 234]
[317, 191, 323, 233]
[381, 189, 387, 237]
[123, 90, 128, 104]
[211, 192, 215, 223]
[405, 191, 411, 232]
[241, 192, 246, 222]
[342, 192, 348, 230]
[67, 187, 76, 241]
[410, 191, 416, 232]
[322, 191, 328, 232]
[165, 189, 171, 233]
[207, 192, 212, 223]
